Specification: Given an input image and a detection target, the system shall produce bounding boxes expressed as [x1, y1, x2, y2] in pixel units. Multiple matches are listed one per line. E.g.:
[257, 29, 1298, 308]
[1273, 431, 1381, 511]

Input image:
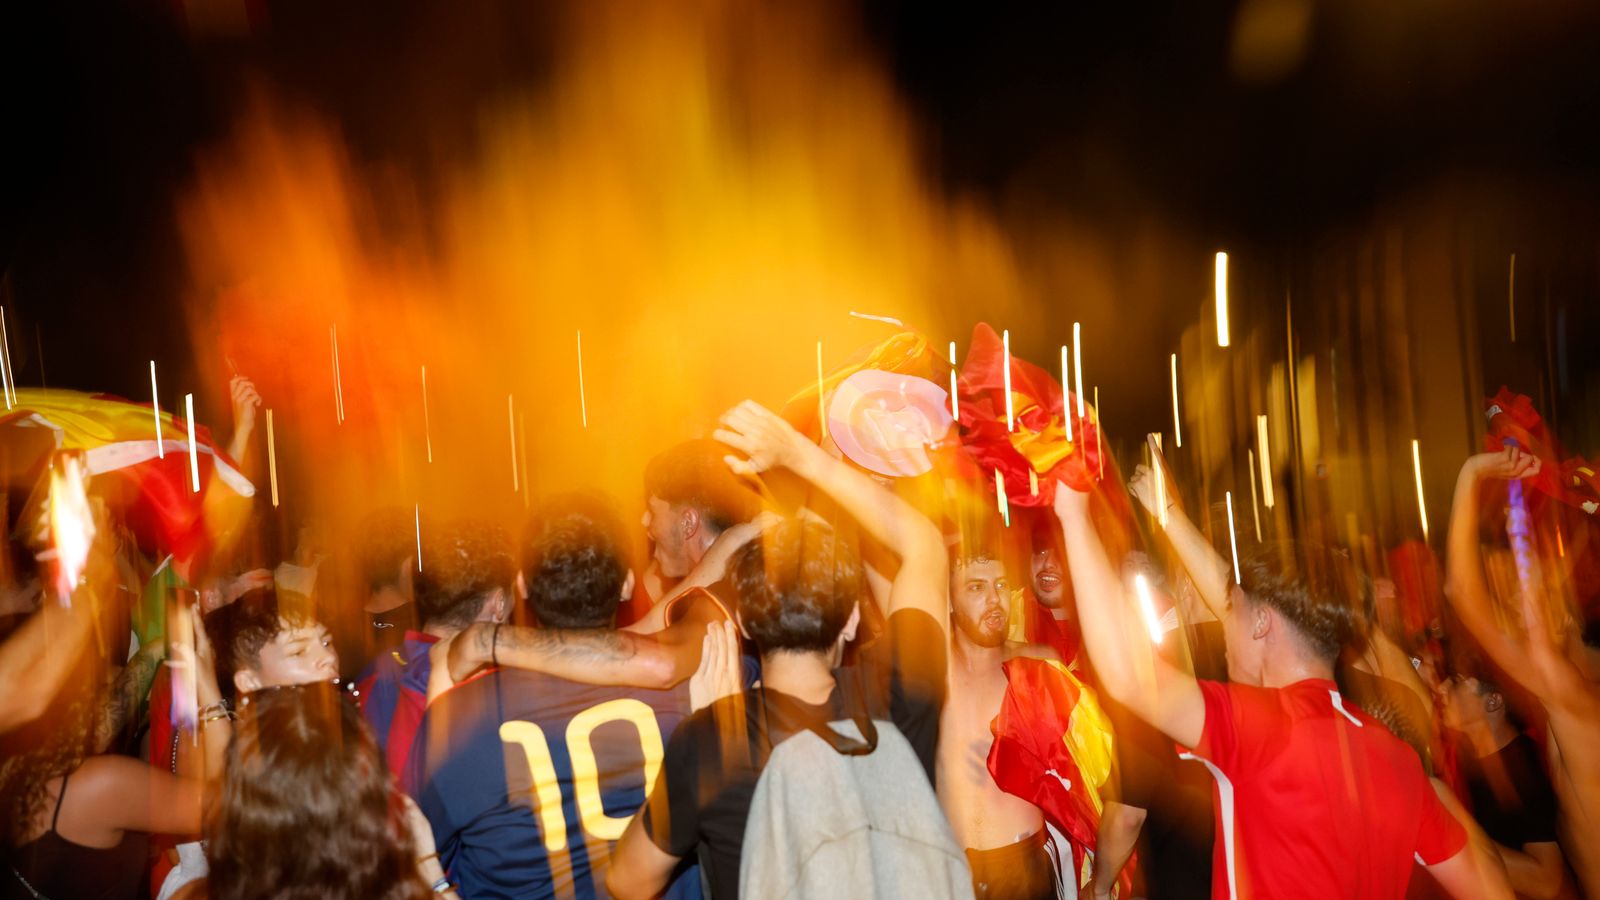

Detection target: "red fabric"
[1187, 678, 1467, 899]
[145, 667, 188, 896]
[955, 323, 1100, 507]
[985, 657, 1101, 875]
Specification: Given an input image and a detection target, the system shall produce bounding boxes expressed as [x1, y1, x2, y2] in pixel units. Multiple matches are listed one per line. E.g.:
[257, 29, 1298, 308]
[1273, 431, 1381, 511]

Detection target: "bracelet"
[491, 623, 501, 668]
[417, 852, 439, 864]
[431, 876, 452, 894]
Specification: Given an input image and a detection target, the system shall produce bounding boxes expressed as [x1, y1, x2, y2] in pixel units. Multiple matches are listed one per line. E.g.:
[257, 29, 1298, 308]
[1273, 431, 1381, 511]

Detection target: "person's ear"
[235, 669, 262, 694]
[1485, 691, 1505, 714]
[1251, 606, 1270, 640]
[682, 506, 703, 539]
[841, 602, 862, 643]
[621, 569, 636, 601]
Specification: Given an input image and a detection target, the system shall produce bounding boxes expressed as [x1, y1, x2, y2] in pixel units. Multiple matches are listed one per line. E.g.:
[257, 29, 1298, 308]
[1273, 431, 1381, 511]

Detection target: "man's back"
[407, 668, 691, 899]
[1183, 678, 1466, 900]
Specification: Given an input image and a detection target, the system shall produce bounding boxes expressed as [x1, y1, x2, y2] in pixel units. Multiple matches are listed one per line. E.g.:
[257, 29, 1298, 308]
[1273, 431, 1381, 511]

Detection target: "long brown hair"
[0, 643, 102, 847]
[205, 683, 428, 900]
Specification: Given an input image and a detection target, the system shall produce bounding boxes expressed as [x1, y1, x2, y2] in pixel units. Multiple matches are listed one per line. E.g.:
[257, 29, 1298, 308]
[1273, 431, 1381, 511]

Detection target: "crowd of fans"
[1, 348, 1596, 900]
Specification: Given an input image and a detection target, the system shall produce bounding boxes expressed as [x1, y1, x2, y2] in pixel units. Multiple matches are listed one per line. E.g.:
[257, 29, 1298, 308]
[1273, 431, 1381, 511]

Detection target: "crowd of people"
[1, 326, 1597, 900]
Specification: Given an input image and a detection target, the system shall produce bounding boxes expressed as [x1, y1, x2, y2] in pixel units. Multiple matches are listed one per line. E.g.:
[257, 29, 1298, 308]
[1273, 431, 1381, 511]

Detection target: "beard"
[953, 605, 1008, 648]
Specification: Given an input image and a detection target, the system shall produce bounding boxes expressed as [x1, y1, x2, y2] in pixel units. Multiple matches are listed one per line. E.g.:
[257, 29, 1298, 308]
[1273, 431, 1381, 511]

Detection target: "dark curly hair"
[522, 494, 630, 629]
[1239, 542, 1359, 664]
[205, 683, 428, 900]
[643, 439, 761, 533]
[355, 507, 418, 594]
[731, 517, 862, 654]
[0, 648, 101, 847]
[212, 588, 319, 696]
[414, 519, 515, 631]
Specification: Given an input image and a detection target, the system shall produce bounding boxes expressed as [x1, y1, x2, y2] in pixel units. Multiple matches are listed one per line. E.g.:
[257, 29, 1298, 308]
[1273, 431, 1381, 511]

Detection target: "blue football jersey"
[407, 668, 695, 899]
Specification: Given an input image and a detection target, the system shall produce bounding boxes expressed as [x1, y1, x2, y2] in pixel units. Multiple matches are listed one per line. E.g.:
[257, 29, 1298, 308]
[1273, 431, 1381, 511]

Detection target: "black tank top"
[6, 772, 149, 900]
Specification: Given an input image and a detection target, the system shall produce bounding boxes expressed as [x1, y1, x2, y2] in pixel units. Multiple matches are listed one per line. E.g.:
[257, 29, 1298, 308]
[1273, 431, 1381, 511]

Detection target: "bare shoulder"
[1002, 641, 1061, 663]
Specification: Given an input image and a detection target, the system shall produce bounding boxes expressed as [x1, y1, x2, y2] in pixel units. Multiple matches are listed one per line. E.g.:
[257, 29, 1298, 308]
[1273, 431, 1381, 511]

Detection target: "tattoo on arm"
[97, 647, 162, 752]
[498, 626, 638, 664]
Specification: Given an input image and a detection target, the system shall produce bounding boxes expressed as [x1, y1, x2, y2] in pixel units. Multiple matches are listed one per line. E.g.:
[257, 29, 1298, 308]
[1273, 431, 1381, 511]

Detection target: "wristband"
[431, 877, 452, 894]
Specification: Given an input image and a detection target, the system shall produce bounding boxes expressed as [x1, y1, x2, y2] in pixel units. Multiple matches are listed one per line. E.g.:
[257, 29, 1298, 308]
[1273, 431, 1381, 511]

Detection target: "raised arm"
[1055, 482, 1204, 748]
[1443, 450, 1540, 688]
[1128, 438, 1231, 620]
[713, 400, 948, 633]
[0, 598, 93, 733]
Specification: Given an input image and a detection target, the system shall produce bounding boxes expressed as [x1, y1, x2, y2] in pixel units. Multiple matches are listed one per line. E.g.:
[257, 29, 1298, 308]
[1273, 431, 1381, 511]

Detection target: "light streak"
[330, 325, 346, 424]
[150, 361, 164, 459]
[576, 330, 588, 429]
[508, 394, 519, 493]
[184, 393, 200, 493]
[1256, 414, 1275, 508]
[1060, 345, 1072, 441]
[414, 504, 422, 572]
[949, 341, 960, 421]
[266, 409, 279, 508]
[816, 341, 827, 442]
[1002, 329, 1014, 431]
[0, 309, 15, 408]
[848, 311, 905, 328]
[1073, 322, 1085, 417]
[421, 365, 433, 464]
[1170, 353, 1182, 448]
[1094, 386, 1103, 482]
[1029, 469, 1039, 497]
[1215, 252, 1230, 347]
[994, 469, 1010, 528]
[1412, 438, 1429, 539]
[1151, 436, 1168, 528]
[1134, 573, 1164, 645]
[1225, 491, 1242, 584]
[1247, 448, 1262, 541]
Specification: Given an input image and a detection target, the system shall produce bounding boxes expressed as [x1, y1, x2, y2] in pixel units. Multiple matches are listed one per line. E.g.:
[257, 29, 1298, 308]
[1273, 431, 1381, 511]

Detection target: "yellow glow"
[1134, 573, 1164, 645]
[1215, 252, 1230, 347]
[1256, 414, 1274, 508]
[1002, 329, 1014, 431]
[1170, 353, 1182, 448]
[1225, 491, 1241, 584]
[576, 330, 588, 430]
[266, 409, 279, 508]
[150, 361, 164, 459]
[1412, 438, 1429, 539]
[1073, 322, 1085, 417]
[184, 393, 200, 493]
[1029, 469, 1039, 497]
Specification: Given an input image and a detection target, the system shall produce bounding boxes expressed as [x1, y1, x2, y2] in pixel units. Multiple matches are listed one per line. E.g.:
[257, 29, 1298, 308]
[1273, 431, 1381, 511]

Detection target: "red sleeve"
[1190, 680, 1280, 774]
[1414, 777, 1469, 865]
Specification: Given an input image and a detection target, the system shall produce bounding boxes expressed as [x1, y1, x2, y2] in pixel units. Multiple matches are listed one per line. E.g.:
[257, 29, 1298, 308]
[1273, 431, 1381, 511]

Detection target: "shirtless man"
[939, 548, 1059, 899]
[1444, 447, 1600, 897]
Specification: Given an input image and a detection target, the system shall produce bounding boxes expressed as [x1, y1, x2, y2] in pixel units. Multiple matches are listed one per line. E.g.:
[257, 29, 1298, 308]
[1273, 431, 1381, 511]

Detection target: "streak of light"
[330, 325, 346, 424]
[848, 311, 905, 328]
[150, 361, 165, 459]
[1134, 573, 1164, 645]
[1073, 323, 1085, 418]
[1094, 386, 1103, 482]
[184, 393, 200, 493]
[949, 341, 960, 422]
[994, 469, 1010, 528]
[576, 330, 588, 429]
[1247, 448, 1262, 541]
[421, 365, 433, 464]
[1002, 329, 1014, 431]
[1256, 414, 1275, 508]
[1215, 252, 1230, 347]
[816, 341, 828, 443]
[1509, 253, 1517, 343]
[266, 409, 279, 508]
[1412, 438, 1429, 539]
[508, 395, 519, 493]
[1225, 491, 1242, 584]
[0, 309, 16, 408]
[1029, 469, 1039, 497]
[1171, 353, 1182, 448]
[414, 504, 422, 573]
[1151, 436, 1168, 528]
[1060, 345, 1072, 441]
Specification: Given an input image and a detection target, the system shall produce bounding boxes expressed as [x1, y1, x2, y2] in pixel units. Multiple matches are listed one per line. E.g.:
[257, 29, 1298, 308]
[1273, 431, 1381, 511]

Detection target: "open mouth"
[1035, 571, 1062, 591]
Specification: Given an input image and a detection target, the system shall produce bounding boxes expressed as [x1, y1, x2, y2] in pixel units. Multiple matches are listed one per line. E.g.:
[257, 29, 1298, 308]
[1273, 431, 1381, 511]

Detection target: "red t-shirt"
[1182, 678, 1466, 900]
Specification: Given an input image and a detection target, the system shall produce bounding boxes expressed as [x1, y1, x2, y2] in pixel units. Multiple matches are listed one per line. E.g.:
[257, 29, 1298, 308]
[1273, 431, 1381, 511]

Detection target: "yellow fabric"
[1046, 659, 1115, 817]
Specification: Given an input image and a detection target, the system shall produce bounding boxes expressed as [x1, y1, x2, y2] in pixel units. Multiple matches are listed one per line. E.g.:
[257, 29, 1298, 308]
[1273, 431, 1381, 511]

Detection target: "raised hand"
[713, 400, 813, 477]
[1127, 435, 1176, 517]
[689, 620, 742, 712]
[1464, 446, 1542, 482]
[230, 374, 262, 433]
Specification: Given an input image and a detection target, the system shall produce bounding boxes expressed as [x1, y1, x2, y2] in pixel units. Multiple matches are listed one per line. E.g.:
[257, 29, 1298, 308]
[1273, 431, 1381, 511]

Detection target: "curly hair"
[731, 517, 862, 654]
[414, 519, 515, 631]
[205, 683, 428, 900]
[212, 589, 319, 694]
[0, 647, 102, 847]
[522, 494, 630, 629]
[1239, 542, 1359, 664]
[355, 507, 418, 594]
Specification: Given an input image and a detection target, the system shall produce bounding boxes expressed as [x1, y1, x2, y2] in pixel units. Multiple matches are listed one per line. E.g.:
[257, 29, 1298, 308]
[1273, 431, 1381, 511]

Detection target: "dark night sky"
[4, 0, 1600, 403]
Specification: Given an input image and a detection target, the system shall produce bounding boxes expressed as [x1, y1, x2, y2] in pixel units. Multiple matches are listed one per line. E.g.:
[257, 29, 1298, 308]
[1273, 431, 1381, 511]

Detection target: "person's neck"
[761, 650, 837, 705]
[952, 632, 1007, 673]
[1260, 651, 1334, 689]
[1465, 715, 1517, 758]
[422, 622, 462, 641]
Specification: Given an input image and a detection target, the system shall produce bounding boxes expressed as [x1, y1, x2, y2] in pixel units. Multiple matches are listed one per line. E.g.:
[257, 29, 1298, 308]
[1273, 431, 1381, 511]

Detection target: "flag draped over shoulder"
[956, 323, 1099, 507]
[986, 656, 1115, 888]
[1, 388, 254, 567]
